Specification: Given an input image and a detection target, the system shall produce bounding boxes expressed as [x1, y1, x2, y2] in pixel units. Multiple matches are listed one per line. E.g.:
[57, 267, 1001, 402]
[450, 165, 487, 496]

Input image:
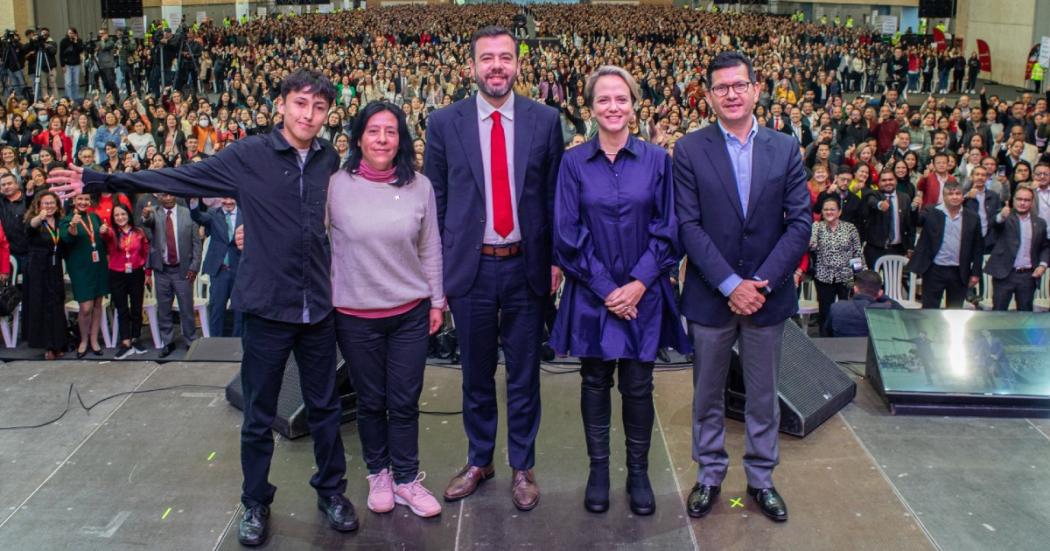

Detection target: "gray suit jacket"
[142, 204, 202, 276]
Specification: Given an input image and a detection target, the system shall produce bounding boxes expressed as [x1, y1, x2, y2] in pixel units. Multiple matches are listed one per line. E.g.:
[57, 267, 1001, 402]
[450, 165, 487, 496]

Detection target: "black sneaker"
[114, 345, 134, 360]
[132, 341, 149, 355]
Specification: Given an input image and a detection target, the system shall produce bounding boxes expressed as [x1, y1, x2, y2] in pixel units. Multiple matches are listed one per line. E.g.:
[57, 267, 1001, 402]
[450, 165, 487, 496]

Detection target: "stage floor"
[1, 357, 1049, 550]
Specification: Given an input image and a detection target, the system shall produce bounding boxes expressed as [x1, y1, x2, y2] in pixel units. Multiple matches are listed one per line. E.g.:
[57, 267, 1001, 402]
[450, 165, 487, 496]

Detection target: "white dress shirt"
[476, 93, 522, 245]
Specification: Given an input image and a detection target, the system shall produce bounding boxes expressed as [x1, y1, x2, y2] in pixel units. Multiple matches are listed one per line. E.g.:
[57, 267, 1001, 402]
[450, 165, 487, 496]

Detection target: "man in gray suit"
[142, 192, 202, 357]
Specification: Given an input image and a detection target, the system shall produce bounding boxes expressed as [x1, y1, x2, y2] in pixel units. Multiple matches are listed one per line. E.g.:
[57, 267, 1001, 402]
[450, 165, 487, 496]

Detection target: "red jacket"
[31, 130, 74, 165]
[917, 173, 958, 208]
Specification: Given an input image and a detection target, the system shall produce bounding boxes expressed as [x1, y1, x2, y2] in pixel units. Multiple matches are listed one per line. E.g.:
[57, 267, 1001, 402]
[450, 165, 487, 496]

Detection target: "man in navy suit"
[674, 52, 811, 523]
[423, 26, 563, 512]
[191, 197, 243, 336]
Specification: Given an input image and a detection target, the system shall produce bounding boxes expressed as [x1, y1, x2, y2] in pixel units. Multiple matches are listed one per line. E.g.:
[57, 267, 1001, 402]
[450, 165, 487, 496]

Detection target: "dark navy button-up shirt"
[82, 126, 339, 324]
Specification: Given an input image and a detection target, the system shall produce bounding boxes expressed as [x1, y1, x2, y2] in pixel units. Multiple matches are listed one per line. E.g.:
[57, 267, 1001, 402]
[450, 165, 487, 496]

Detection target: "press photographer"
[58, 27, 84, 101]
[94, 27, 119, 101]
[24, 27, 58, 100]
[0, 29, 27, 99]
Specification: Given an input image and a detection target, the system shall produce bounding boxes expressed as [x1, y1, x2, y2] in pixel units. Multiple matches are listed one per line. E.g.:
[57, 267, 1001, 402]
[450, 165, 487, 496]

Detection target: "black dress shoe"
[238, 505, 269, 547]
[747, 486, 788, 522]
[158, 343, 176, 358]
[76, 348, 87, 360]
[317, 494, 358, 532]
[686, 483, 721, 518]
[91, 346, 103, 356]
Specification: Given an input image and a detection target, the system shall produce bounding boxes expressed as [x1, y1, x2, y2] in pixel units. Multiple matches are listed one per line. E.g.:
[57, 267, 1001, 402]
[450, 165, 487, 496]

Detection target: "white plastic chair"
[873, 254, 922, 309]
[1, 256, 20, 348]
[170, 272, 211, 338]
[65, 297, 114, 349]
[142, 282, 163, 349]
[797, 278, 819, 328]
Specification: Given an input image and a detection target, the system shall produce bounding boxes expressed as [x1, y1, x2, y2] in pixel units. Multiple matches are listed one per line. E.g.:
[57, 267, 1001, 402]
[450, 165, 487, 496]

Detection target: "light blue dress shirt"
[715, 116, 758, 297]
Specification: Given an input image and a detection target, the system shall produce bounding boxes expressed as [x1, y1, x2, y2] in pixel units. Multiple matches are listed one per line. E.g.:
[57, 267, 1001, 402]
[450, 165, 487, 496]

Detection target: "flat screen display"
[866, 310, 1050, 397]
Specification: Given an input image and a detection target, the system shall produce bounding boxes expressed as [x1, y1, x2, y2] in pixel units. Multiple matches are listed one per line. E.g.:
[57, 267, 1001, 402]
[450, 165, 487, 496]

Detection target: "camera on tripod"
[1, 30, 18, 44]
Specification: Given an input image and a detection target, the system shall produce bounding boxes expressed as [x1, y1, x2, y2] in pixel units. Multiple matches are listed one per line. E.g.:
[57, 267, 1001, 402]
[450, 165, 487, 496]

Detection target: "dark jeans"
[109, 268, 145, 343]
[239, 312, 346, 508]
[815, 280, 850, 337]
[921, 264, 966, 309]
[335, 301, 429, 484]
[993, 270, 1037, 311]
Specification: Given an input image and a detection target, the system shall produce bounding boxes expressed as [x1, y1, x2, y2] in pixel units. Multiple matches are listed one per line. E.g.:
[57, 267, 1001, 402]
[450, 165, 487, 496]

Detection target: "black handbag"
[0, 282, 21, 317]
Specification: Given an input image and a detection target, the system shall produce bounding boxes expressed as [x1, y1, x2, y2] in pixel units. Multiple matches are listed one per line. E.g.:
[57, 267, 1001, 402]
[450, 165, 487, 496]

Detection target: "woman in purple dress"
[551, 66, 689, 516]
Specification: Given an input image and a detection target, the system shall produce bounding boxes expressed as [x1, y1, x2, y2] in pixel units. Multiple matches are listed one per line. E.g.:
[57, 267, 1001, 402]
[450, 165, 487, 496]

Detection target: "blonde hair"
[584, 65, 642, 110]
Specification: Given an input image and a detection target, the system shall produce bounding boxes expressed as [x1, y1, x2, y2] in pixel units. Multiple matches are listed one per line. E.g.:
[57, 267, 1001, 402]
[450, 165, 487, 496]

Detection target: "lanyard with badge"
[43, 221, 60, 267]
[121, 229, 134, 273]
[79, 213, 100, 263]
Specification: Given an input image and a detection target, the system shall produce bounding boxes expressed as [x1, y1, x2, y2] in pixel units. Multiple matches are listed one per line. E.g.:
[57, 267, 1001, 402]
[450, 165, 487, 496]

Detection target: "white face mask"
[199, 119, 210, 128]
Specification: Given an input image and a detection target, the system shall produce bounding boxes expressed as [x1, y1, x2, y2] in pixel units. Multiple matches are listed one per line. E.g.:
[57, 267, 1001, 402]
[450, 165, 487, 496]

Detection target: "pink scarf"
[357, 159, 396, 183]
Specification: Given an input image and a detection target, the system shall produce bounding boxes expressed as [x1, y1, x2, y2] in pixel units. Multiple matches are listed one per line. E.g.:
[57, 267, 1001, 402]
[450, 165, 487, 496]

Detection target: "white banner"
[1040, 36, 1050, 69]
[196, 12, 208, 25]
[130, 17, 146, 37]
[161, 6, 183, 29]
[878, 15, 898, 35]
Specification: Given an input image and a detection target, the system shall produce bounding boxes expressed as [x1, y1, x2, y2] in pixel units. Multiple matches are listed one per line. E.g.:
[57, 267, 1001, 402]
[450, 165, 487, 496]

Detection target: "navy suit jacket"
[424, 94, 563, 298]
[190, 202, 241, 277]
[674, 123, 812, 327]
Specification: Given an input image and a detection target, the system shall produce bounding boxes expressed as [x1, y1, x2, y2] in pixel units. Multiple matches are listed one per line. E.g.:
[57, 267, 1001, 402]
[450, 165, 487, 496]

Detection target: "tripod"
[32, 41, 53, 103]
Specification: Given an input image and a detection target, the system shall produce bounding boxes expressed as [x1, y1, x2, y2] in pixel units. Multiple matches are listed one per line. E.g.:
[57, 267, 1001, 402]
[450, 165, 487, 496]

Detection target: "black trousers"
[100, 67, 118, 99]
[921, 264, 966, 309]
[109, 268, 145, 343]
[335, 301, 429, 484]
[239, 312, 346, 508]
[993, 270, 1037, 311]
[815, 280, 850, 337]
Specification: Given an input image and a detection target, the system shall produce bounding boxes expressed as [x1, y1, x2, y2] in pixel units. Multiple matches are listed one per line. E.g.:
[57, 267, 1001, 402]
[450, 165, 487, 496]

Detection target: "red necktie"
[165, 209, 178, 265]
[490, 111, 513, 238]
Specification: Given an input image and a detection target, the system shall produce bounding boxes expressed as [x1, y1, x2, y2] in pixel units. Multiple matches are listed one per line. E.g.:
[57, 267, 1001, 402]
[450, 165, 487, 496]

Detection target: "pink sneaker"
[393, 472, 442, 518]
[366, 468, 395, 513]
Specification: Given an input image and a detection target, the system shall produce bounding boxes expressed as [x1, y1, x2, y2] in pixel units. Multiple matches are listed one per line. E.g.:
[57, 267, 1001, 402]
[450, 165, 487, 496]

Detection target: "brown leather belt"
[480, 243, 522, 257]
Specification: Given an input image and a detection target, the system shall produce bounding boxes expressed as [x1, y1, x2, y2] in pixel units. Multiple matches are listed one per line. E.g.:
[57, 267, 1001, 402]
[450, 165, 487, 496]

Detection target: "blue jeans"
[64, 64, 81, 100]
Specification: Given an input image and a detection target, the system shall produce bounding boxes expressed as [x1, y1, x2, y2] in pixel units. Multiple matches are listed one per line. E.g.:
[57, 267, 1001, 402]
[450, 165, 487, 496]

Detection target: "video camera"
[1, 29, 19, 43]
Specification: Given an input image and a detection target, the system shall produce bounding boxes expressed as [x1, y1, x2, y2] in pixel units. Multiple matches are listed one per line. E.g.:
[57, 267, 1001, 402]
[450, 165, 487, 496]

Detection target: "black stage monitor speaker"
[101, 0, 144, 19]
[225, 351, 356, 440]
[724, 321, 856, 437]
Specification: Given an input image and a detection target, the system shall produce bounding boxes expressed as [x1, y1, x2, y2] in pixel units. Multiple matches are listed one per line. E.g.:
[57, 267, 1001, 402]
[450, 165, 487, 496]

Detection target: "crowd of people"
[0, 5, 1049, 545]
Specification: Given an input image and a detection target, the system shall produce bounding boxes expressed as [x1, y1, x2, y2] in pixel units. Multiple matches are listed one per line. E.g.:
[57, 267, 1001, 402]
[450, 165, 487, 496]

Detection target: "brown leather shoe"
[443, 464, 495, 502]
[511, 469, 540, 511]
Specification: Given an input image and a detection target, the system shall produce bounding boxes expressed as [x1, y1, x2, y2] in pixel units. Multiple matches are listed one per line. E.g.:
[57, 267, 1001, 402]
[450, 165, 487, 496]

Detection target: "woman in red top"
[100, 203, 150, 359]
[31, 117, 74, 166]
[89, 192, 133, 228]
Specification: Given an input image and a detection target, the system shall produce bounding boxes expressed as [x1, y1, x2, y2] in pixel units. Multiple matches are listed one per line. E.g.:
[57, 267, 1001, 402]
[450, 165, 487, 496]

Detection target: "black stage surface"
[2, 351, 1050, 549]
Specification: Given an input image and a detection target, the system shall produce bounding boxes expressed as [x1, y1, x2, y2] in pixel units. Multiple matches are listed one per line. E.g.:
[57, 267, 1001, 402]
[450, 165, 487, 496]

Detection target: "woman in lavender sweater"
[328, 101, 445, 519]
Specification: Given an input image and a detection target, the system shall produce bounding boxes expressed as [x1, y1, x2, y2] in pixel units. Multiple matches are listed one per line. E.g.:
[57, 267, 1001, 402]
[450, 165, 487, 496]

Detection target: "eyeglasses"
[710, 82, 752, 97]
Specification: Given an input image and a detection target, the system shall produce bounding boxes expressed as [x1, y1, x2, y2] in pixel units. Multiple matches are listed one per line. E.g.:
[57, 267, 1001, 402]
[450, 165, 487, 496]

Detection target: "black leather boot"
[622, 362, 655, 516]
[581, 360, 612, 513]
